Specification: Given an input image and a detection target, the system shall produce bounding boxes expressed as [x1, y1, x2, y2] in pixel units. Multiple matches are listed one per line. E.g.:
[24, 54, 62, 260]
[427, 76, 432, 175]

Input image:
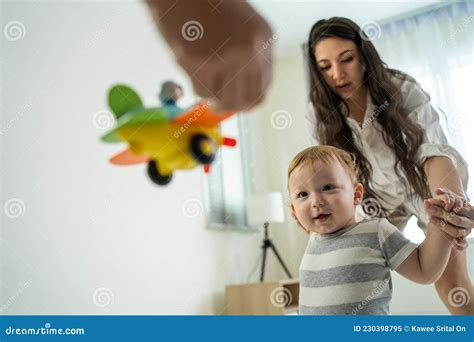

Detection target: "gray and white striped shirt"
[299, 218, 417, 315]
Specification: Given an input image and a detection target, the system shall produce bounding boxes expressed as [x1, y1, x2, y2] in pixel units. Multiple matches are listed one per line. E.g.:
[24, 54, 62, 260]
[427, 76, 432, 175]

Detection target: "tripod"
[260, 222, 293, 282]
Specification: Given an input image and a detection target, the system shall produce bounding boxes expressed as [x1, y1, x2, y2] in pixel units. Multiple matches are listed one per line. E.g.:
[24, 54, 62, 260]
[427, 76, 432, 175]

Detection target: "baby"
[288, 145, 455, 315]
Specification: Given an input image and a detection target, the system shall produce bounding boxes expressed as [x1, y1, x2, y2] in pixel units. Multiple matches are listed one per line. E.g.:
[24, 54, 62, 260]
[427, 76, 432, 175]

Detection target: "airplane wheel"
[190, 134, 216, 164]
[147, 160, 173, 186]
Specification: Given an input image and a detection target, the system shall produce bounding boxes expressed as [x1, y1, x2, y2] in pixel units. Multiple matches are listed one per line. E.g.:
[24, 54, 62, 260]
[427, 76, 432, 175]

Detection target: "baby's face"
[289, 159, 363, 235]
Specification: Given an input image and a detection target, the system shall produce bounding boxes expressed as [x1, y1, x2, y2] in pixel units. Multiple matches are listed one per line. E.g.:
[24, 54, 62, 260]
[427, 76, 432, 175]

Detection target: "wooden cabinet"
[224, 279, 299, 315]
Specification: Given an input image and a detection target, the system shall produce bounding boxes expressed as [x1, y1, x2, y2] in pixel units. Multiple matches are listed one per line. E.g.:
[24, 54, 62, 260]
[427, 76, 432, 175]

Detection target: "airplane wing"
[109, 149, 149, 165]
[172, 102, 235, 127]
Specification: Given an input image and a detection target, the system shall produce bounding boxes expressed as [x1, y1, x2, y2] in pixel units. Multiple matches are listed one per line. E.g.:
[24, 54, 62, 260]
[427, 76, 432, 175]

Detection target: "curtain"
[374, 0, 474, 200]
[372, 0, 473, 241]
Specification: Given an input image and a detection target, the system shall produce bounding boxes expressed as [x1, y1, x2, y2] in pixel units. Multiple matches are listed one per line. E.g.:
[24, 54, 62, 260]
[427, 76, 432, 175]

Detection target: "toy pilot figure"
[158, 81, 184, 119]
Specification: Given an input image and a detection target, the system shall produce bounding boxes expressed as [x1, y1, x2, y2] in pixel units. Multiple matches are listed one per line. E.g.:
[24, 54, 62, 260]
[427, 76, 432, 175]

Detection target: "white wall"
[0, 0, 281, 315]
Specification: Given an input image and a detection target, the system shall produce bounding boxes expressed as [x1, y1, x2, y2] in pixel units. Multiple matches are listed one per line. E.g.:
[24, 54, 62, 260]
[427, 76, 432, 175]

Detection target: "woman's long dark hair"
[307, 17, 431, 214]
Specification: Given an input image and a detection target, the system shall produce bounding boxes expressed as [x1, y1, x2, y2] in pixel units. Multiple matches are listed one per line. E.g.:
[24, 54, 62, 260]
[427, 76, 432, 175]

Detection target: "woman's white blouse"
[305, 76, 469, 225]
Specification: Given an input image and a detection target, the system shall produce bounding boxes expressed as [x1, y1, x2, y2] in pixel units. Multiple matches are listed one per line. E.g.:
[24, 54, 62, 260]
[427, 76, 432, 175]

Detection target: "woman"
[305, 17, 473, 314]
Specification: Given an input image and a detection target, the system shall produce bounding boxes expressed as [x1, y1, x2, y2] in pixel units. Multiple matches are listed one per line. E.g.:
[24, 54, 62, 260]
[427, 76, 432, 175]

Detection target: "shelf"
[224, 279, 299, 315]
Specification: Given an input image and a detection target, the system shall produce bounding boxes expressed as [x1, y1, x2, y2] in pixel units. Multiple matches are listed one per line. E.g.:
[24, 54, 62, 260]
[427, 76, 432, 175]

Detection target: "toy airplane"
[100, 84, 237, 185]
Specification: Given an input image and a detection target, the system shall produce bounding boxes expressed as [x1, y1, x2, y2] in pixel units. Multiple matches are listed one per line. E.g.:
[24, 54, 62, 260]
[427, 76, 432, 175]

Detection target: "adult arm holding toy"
[146, 0, 273, 111]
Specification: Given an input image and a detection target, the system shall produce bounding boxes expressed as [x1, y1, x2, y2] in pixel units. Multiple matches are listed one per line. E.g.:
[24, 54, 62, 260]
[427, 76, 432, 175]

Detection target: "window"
[373, 0, 473, 240]
[205, 113, 256, 232]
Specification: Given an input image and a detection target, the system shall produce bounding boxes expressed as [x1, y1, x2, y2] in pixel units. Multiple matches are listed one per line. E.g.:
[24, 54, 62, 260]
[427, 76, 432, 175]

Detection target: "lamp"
[246, 192, 293, 282]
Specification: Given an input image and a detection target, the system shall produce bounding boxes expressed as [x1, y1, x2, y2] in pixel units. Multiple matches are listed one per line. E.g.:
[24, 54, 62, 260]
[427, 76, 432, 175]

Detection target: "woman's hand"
[424, 188, 473, 250]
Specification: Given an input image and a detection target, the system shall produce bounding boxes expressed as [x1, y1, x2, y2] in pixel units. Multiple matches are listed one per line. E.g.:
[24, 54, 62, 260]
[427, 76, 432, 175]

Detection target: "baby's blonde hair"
[288, 145, 359, 188]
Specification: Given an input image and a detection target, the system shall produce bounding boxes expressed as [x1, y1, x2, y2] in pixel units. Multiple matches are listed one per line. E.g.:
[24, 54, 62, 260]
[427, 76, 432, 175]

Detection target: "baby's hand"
[424, 188, 465, 213]
[424, 196, 448, 213]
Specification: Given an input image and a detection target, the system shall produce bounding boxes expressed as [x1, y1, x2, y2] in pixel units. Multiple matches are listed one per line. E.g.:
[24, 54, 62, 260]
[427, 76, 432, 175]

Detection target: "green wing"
[108, 84, 143, 119]
[100, 108, 170, 143]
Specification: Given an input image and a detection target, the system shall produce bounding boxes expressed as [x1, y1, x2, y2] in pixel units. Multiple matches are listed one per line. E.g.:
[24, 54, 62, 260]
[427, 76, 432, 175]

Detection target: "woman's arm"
[423, 156, 471, 245]
[423, 156, 464, 196]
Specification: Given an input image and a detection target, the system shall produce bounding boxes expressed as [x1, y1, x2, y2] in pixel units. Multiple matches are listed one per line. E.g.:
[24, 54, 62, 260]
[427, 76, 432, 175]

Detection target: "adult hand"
[424, 188, 473, 250]
[146, 0, 273, 111]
